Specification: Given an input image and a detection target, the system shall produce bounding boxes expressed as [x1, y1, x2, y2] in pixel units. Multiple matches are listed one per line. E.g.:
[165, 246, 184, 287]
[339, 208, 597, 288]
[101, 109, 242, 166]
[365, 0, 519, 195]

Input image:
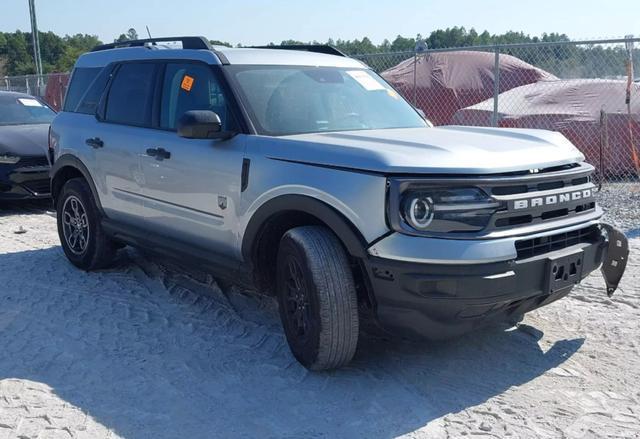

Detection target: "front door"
[140, 62, 245, 257]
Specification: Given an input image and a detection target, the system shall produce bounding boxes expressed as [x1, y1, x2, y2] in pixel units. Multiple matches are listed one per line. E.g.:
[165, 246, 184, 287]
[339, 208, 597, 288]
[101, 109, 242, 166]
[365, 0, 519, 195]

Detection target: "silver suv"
[50, 36, 629, 370]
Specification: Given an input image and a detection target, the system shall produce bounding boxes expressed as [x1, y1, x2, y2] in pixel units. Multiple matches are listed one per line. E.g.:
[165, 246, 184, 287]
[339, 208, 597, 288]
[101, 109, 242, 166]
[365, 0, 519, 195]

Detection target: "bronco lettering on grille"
[513, 189, 592, 210]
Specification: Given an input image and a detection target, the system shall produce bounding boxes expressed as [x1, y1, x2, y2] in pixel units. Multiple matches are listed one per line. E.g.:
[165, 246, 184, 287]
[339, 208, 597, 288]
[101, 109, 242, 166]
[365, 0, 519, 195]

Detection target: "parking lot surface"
[0, 200, 638, 439]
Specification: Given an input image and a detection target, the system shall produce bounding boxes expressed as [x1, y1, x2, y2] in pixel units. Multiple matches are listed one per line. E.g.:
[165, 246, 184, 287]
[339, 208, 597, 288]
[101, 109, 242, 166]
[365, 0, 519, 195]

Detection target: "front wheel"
[56, 178, 116, 270]
[276, 226, 359, 370]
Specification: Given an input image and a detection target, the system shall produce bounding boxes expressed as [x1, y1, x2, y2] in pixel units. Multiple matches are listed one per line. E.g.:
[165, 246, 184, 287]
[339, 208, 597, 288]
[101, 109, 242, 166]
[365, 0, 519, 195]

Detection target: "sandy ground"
[0, 201, 638, 439]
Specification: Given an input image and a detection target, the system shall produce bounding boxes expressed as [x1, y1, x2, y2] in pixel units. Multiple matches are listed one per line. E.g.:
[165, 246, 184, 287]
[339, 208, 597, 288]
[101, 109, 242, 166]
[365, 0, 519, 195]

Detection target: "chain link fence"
[353, 37, 640, 195]
[1, 72, 69, 111]
[2, 38, 638, 193]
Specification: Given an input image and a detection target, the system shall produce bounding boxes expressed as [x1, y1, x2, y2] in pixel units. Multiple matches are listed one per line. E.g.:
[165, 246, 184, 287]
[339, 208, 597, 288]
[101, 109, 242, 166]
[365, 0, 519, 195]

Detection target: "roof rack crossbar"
[251, 45, 347, 57]
[91, 36, 212, 52]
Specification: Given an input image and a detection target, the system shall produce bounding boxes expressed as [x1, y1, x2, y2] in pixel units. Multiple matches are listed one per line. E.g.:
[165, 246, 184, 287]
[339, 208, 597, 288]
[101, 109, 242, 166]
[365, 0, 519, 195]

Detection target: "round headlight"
[406, 196, 434, 229]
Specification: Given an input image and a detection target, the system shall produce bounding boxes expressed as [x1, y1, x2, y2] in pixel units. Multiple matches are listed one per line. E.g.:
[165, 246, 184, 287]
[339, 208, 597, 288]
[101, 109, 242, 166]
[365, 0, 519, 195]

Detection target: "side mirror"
[177, 110, 234, 140]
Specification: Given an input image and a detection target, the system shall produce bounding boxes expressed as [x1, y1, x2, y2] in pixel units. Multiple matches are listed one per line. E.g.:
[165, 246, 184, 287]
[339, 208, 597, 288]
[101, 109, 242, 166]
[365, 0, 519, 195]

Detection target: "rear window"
[0, 96, 56, 126]
[63, 67, 101, 112]
[104, 63, 157, 127]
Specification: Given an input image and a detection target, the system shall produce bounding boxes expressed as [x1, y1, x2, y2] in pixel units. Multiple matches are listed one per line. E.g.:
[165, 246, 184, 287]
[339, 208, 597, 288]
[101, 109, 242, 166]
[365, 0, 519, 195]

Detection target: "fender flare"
[50, 154, 104, 215]
[241, 194, 369, 261]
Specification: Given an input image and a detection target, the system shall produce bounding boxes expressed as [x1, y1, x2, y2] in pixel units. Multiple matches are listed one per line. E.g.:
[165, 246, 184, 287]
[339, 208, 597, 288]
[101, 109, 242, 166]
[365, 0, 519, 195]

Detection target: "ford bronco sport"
[50, 36, 629, 370]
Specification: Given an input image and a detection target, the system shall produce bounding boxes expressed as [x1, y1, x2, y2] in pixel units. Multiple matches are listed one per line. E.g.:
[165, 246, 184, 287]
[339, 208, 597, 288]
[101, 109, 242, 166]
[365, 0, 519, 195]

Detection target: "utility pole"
[28, 0, 43, 88]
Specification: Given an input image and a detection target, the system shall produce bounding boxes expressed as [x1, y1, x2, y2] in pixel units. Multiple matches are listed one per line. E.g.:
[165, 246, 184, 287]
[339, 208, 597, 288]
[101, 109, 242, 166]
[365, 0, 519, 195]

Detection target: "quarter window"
[105, 63, 157, 127]
[63, 67, 101, 112]
[160, 63, 236, 131]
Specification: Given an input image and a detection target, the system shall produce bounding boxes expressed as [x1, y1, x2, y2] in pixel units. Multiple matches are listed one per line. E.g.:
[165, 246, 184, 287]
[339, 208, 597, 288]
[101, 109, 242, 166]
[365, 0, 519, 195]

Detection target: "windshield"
[228, 66, 426, 135]
[0, 96, 56, 126]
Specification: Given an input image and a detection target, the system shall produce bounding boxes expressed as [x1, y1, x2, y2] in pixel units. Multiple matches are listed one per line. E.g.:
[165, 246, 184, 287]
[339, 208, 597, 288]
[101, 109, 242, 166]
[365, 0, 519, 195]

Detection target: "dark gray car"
[0, 91, 55, 199]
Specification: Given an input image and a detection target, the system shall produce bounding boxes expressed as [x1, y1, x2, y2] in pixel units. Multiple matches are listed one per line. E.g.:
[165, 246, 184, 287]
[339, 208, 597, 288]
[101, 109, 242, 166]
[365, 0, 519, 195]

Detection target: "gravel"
[0, 197, 638, 439]
[597, 182, 640, 237]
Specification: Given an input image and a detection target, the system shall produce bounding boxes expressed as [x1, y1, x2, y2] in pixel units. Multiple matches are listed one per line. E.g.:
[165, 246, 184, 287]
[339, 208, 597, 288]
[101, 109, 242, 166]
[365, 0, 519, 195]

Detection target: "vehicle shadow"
[0, 199, 53, 217]
[0, 246, 584, 439]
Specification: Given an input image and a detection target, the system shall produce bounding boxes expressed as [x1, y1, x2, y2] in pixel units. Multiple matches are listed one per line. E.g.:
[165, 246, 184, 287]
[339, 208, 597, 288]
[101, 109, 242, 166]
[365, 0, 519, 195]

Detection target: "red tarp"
[381, 50, 557, 126]
[43, 73, 70, 111]
[453, 79, 640, 177]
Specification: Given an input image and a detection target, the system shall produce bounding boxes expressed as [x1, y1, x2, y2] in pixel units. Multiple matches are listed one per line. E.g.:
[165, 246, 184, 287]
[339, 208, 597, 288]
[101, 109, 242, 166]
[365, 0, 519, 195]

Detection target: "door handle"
[146, 147, 171, 160]
[85, 137, 104, 148]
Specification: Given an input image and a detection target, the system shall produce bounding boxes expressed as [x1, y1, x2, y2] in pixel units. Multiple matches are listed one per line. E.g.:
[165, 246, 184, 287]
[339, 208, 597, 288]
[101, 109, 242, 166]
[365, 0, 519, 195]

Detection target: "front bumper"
[0, 163, 51, 200]
[363, 223, 628, 340]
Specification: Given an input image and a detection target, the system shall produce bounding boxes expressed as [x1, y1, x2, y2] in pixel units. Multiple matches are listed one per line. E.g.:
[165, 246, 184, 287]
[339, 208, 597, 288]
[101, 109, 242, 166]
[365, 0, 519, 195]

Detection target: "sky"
[1, 0, 638, 46]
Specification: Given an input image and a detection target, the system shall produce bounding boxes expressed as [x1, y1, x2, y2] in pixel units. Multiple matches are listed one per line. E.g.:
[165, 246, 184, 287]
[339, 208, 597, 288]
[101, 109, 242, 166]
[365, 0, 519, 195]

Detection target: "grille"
[488, 163, 597, 231]
[21, 179, 51, 195]
[515, 225, 601, 259]
[490, 174, 591, 197]
[17, 156, 50, 168]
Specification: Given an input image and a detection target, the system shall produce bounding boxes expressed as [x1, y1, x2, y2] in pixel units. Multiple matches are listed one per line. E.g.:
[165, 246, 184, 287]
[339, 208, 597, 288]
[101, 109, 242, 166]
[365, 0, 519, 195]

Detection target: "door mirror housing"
[177, 110, 235, 140]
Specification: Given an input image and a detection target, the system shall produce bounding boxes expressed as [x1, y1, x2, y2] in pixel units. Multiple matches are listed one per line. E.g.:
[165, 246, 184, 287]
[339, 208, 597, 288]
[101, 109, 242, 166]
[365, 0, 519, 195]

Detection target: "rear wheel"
[276, 226, 359, 370]
[56, 178, 116, 270]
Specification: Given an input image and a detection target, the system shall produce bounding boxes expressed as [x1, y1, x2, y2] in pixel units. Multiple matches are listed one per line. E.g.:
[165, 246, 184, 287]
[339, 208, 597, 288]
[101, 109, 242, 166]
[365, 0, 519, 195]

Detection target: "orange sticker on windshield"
[181, 75, 194, 91]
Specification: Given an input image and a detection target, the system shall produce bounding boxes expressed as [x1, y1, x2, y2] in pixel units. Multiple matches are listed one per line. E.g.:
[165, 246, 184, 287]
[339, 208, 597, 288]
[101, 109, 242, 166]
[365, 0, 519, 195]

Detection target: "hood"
[262, 126, 585, 174]
[0, 124, 50, 157]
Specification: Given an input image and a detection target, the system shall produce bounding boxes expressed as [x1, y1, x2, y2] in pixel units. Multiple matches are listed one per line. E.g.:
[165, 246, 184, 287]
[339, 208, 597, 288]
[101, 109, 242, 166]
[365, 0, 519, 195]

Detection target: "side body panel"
[52, 112, 145, 227]
[140, 131, 246, 257]
[237, 135, 389, 260]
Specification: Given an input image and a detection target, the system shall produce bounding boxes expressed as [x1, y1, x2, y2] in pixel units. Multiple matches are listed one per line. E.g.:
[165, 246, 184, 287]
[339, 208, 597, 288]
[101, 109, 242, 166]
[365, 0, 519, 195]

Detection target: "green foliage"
[115, 28, 139, 43]
[210, 40, 232, 48]
[0, 30, 102, 76]
[0, 27, 635, 80]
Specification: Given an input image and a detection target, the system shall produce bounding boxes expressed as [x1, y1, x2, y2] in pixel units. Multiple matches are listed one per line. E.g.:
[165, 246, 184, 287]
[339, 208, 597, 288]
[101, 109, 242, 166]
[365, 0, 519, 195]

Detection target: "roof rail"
[251, 45, 347, 57]
[91, 36, 212, 52]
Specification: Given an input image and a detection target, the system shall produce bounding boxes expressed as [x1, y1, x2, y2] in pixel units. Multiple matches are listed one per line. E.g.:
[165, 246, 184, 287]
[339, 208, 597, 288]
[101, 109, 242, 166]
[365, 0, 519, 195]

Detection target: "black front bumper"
[0, 163, 51, 200]
[362, 225, 620, 340]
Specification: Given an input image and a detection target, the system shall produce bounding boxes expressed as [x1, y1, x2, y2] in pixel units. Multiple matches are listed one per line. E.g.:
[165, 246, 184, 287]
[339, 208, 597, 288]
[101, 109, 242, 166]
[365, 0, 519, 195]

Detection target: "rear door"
[139, 62, 245, 257]
[93, 62, 160, 227]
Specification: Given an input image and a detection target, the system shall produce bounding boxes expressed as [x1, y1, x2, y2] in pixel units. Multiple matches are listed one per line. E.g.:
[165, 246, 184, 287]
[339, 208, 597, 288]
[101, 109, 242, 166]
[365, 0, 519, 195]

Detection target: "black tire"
[56, 178, 116, 270]
[276, 226, 359, 370]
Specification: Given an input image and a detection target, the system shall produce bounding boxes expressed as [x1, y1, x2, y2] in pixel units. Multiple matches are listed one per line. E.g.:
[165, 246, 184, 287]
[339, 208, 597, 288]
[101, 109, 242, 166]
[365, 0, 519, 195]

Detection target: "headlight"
[389, 179, 504, 235]
[0, 154, 20, 164]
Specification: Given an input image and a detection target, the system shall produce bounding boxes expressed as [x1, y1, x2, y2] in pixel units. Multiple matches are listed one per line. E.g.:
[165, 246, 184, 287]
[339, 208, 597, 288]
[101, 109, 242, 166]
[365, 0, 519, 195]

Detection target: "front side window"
[0, 95, 56, 126]
[160, 63, 236, 131]
[228, 66, 426, 135]
[105, 63, 157, 127]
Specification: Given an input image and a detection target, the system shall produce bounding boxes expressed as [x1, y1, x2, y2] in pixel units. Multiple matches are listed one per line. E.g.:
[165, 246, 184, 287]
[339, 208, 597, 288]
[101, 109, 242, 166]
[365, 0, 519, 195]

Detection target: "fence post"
[413, 49, 418, 106]
[599, 109, 608, 189]
[492, 46, 500, 127]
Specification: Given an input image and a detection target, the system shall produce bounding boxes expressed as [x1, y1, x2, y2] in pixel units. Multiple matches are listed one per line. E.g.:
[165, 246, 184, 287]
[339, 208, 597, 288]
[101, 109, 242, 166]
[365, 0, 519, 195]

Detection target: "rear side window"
[105, 63, 157, 127]
[63, 67, 101, 112]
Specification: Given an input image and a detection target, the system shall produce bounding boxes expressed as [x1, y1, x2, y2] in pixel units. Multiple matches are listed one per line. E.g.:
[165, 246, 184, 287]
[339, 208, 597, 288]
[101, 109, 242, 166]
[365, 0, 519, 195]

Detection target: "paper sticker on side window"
[17, 98, 43, 107]
[181, 75, 194, 92]
[346, 70, 385, 91]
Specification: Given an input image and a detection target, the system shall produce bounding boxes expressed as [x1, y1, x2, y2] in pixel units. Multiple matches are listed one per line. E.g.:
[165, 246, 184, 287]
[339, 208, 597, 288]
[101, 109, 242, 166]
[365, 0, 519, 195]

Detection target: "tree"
[4, 31, 34, 76]
[210, 39, 232, 47]
[115, 28, 139, 43]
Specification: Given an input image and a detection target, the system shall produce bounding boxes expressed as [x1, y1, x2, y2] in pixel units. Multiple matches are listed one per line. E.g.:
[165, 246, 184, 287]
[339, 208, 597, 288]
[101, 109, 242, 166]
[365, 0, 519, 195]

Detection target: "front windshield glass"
[0, 96, 56, 126]
[229, 66, 426, 135]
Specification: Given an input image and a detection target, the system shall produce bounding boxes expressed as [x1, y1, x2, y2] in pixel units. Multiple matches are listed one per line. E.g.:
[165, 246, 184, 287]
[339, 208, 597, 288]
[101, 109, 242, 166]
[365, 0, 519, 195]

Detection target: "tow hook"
[600, 224, 629, 297]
